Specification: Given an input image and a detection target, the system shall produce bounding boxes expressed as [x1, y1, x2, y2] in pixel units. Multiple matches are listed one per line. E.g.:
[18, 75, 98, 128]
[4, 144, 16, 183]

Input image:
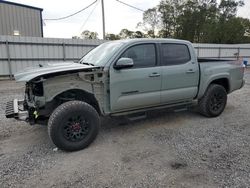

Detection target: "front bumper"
[5, 99, 29, 121]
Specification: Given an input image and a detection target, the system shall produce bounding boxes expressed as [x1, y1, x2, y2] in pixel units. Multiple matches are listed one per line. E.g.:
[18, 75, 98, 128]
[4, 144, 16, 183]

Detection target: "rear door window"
[161, 44, 191, 66]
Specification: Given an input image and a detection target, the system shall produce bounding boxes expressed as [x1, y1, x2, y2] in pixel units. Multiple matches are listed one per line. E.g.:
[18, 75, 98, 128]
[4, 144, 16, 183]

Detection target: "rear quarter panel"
[197, 62, 244, 99]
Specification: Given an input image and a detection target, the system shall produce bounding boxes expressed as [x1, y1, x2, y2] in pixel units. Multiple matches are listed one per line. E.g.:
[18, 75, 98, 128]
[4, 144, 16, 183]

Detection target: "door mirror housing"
[114, 58, 134, 70]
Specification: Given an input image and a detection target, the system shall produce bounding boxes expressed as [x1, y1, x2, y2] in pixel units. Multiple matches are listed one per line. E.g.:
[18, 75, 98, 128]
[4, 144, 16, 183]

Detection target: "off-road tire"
[198, 84, 227, 117]
[48, 101, 100, 151]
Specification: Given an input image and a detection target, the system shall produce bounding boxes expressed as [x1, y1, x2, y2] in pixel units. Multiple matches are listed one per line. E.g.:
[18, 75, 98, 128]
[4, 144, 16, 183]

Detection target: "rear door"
[160, 43, 199, 104]
[109, 43, 161, 112]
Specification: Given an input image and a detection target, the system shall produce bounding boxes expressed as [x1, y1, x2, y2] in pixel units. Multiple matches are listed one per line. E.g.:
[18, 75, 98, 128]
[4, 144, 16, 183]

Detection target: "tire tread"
[198, 84, 227, 117]
[48, 101, 100, 151]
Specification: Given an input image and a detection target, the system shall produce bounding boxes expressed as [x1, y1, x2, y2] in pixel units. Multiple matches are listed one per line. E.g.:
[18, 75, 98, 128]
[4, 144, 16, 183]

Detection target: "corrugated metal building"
[0, 0, 43, 37]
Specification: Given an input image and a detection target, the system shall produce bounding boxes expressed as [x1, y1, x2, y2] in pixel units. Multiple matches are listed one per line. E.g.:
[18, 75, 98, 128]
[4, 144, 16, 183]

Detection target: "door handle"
[149, 72, 160, 77]
[186, 69, 195, 74]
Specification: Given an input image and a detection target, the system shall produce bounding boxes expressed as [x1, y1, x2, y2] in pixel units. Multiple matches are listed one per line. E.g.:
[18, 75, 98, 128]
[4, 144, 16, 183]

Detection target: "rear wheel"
[48, 101, 100, 151]
[198, 84, 227, 117]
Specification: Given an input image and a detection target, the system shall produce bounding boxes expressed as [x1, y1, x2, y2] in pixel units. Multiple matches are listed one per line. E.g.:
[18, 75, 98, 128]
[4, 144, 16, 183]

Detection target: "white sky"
[9, 0, 250, 39]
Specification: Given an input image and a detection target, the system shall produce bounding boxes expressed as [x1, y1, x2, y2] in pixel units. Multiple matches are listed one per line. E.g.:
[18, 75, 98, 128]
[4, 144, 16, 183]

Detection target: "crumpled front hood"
[14, 61, 99, 82]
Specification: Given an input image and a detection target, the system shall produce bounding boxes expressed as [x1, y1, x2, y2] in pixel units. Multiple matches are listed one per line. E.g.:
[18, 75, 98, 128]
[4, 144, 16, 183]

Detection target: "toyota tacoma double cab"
[5, 39, 245, 151]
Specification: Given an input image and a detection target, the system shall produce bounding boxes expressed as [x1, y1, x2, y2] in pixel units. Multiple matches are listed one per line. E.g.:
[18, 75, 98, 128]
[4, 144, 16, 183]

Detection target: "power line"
[44, 0, 98, 21]
[78, 0, 100, 34]
[115, 0, 144, 12]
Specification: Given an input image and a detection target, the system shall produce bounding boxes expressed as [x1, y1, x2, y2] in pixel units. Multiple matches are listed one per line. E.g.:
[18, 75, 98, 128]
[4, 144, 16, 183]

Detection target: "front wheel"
[198, 84, 227, 117]
[48, 101, 100, 151]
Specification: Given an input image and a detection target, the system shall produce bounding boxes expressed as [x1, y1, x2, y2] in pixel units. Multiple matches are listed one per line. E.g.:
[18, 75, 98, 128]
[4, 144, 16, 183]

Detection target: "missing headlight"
[32, 82, 44, 96]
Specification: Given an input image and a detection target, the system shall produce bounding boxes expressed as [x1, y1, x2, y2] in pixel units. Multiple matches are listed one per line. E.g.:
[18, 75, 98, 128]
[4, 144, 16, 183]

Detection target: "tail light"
[241, 66, 245, 74]
[235, 59, 245, 74]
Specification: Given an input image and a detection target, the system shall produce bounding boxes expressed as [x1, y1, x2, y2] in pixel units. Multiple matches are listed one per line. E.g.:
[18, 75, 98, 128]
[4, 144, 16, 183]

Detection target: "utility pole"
[101, 0, 105, 39]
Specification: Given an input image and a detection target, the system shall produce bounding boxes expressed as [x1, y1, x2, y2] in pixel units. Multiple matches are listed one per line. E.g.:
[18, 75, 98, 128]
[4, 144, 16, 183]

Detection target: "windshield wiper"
[80, 61, 95, 66]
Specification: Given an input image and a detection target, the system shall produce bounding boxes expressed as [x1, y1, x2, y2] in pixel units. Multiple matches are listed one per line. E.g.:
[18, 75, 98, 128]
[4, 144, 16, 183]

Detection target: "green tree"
[132, 31, 145, 38]
[81, 30, 98, 39]
[151, 0, 249, 43]
[176, 0, 218, 42]
[158, 0, 184, 38]
[105, 30, 146, 40]
[240, 17, 250, 40]
[137, 7, 160, 38]
[105, 33, 120, 40]
[119, 29, 134, 39]
[213, 17, 250, 43]
[175, 0, 199, 41]
[214, 0, 245, 43]
[219, 0, 244, 19]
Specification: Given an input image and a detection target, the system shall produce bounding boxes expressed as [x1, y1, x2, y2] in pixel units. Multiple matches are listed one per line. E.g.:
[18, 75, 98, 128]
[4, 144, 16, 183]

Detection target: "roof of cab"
[106, 38, 192, 46]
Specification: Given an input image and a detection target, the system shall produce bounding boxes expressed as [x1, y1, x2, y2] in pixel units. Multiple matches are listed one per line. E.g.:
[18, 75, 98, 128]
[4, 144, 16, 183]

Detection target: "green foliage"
[105, 33, 120, 40]
[138, 0, 250, 44]
[158, 0, 184, 38]
[137, 7, 160, 38]
[106, 29, 146, 40]
[219, 0, 244, 19]
[76, 29, 145, 41]
[77, 1, 250, 44]
[119, 29, 134, 39]
[80, 30, 98, 39]
[132, 31, 145, 38]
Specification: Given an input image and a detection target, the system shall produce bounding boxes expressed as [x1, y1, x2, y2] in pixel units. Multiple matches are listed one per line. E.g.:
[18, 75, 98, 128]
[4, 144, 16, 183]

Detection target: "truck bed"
[197, 59, 244, 99]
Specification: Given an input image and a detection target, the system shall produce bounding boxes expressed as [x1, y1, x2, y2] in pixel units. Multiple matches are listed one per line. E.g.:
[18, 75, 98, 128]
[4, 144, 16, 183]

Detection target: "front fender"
[43, 75, 93, 103]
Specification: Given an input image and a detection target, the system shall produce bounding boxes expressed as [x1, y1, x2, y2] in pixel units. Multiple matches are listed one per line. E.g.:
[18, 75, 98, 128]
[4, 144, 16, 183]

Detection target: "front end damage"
[5, 62, 105, 125]
[5, 99, 28, 120]
[5, 82, 44, 124]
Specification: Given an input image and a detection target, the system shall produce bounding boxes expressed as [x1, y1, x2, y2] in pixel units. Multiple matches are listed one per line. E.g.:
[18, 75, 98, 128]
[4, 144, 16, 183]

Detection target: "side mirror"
[114, 58, 134, 70]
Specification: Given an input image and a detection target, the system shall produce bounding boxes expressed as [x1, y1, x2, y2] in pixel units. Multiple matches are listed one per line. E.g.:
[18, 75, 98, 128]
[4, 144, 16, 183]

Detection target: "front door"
[109, 43, 161, 112]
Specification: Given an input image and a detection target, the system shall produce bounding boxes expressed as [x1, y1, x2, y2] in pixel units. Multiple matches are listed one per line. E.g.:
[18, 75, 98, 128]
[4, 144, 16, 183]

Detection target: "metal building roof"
[0, 0, 43, 11]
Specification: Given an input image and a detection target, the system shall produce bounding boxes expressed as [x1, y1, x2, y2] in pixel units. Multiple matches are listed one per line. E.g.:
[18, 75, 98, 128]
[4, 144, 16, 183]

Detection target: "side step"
[127, 112, 147, 121]
[111, 101, 194, 117]
[174, 107, 188, 113]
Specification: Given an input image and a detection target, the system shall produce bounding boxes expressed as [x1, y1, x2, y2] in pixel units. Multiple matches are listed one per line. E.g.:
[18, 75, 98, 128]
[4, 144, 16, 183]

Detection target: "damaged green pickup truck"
[6, 39, 245, 151]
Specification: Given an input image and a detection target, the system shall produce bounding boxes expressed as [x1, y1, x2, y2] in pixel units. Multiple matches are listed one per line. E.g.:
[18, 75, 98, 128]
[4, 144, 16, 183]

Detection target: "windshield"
[79, 41, 124, 66]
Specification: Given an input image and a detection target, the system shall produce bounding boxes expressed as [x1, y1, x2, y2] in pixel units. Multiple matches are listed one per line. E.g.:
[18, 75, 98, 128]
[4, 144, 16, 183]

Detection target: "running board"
[174, 107, 188, 113]
[111, 101, 194, 117]
[127, 112, 147, 121]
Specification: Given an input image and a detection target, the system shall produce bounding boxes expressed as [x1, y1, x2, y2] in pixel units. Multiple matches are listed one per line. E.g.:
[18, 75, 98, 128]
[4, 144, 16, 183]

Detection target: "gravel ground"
[0, 71, 250, 188]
